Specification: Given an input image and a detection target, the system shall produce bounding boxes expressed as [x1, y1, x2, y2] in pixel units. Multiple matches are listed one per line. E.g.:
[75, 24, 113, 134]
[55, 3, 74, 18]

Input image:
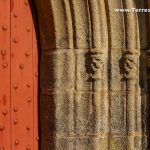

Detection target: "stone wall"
[33, 0, 149, 149]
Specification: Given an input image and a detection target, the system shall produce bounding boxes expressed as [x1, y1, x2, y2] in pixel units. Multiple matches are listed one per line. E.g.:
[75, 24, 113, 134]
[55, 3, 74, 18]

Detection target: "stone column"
[33, 0, 148, 149]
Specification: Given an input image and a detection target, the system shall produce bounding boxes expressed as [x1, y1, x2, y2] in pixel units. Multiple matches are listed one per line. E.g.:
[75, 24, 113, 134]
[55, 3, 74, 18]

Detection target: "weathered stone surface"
[33, 0, 149, 149]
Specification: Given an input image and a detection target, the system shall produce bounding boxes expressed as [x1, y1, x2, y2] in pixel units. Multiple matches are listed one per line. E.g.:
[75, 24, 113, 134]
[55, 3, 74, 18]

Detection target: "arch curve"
[33, 0, 149, 149]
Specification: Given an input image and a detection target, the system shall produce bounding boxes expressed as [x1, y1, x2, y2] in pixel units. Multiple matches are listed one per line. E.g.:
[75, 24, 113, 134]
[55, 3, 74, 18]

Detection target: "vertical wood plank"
[10, 0, 38, 149]
[32, 18, 39, 150]
[0, 0, 11, 149]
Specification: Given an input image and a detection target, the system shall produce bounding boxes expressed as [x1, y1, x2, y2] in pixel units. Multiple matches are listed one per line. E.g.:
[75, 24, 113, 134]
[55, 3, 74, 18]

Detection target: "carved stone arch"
[31, 0, 149, 149]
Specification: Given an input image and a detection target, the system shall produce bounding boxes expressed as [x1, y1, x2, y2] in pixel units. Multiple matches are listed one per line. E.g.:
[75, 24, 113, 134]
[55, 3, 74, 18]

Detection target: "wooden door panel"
[0, 0, 38, 149]
[0, 0, 11, 149]
[11, 0, 34, 149]
[33, 27, 39, 150]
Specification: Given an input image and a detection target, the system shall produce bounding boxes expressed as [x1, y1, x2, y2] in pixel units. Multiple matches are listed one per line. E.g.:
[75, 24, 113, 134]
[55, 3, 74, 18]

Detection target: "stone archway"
[33, 0, 149, 149]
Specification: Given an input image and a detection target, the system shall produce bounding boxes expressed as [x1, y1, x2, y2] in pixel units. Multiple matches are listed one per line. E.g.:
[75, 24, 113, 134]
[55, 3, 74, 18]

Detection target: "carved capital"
[146, 50, 150, 68]
[122, 51, 139, 80]
[146, 50, 150, 80]
[85, 51, 105, 81]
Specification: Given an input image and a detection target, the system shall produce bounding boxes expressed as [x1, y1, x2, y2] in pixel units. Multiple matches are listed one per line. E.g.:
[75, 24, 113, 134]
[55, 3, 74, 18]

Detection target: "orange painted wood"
[0, 0, 11, 149]
[0, 0, 39, 149]
[33, 24, 39, 150]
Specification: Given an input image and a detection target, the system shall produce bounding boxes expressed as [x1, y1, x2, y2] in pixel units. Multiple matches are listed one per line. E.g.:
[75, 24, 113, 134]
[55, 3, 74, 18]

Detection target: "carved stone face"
[90, 54, 104, 72]
[88, 53, 104, 80]
[123, 54, 137, 79]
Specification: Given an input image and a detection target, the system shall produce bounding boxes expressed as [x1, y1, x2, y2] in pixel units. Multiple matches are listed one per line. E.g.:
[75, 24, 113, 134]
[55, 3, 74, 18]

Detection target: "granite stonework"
[33, 0, 149, 149]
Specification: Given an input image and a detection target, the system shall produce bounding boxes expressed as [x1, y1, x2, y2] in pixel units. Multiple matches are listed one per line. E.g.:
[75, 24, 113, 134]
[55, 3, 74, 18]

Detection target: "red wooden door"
[0, 0, 39, 149]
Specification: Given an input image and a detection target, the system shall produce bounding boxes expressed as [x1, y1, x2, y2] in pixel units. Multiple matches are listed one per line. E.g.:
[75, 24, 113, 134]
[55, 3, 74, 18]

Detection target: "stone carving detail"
[146, 50, 150, 68]
[86, 51, 104, 81]
[122, 52, 138, 79]
[34, 0, 146, 149]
